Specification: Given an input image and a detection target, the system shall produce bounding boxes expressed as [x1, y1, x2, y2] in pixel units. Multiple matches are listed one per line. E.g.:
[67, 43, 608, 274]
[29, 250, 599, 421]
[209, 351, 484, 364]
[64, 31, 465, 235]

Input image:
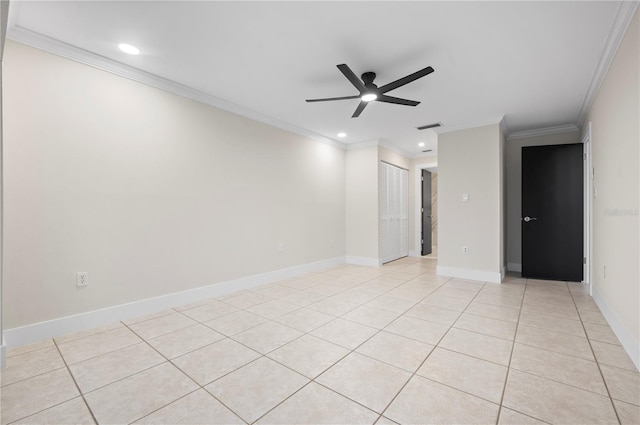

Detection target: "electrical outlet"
[76, 272, 88, 287]
[462, 246, 469, 255]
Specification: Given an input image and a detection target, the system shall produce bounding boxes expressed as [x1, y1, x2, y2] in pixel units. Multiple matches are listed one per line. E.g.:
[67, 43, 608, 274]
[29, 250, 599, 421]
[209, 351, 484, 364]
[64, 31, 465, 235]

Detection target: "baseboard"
[408, 250, 420, 258]
[436, 266, 502, 284]
[1, 336, 6, 369]
[507, 263, 522, 272]
[3, 256, 346, 348]
[592, 285, 640, 371]
[345, 256, 381, 267]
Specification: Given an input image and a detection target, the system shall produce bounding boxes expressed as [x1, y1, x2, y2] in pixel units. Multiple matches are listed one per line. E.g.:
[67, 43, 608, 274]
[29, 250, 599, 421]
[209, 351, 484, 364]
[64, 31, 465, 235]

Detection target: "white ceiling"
[6, 1, 632, 156]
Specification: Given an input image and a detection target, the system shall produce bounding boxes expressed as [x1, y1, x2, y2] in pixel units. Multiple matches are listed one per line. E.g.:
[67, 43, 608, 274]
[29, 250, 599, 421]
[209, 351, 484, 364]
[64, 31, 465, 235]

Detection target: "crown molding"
[7, 26, 347, 151]
[576, 1, 639, 127]
[433, 115, 506, 135]
[507, 124, 580, 141]
[345, 139, 381, 151]
[378, 140, 413, 158]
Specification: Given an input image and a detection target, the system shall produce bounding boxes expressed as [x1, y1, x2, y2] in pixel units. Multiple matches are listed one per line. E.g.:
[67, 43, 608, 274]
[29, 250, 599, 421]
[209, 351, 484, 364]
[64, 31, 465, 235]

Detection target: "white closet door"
[380, 162, 408, 264]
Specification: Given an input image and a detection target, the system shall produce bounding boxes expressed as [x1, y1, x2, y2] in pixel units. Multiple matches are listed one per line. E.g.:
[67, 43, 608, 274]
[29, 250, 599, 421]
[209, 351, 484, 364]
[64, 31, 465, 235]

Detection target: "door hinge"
[421, 239, 424, 244]
[421, 207, 424, 213]
[583, 153, 587, 160]
[421, 176, 424, 181]
[583, 257, 587, 264]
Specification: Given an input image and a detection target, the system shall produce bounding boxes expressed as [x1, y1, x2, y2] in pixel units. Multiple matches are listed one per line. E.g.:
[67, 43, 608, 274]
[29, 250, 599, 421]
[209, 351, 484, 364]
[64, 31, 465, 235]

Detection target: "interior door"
[421, 169, 432, 255]
[522, 143, 583, 281]
[380, 162, 409, 264]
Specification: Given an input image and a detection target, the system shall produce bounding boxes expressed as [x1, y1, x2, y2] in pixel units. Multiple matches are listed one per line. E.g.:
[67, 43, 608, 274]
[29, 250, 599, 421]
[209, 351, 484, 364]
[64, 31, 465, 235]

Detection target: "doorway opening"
[414, 161, 438, 258]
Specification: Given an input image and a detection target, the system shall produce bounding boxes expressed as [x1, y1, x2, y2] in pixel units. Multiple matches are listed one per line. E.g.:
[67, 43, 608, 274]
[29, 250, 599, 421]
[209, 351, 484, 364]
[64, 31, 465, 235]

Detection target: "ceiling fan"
[306, 63, 434, 118]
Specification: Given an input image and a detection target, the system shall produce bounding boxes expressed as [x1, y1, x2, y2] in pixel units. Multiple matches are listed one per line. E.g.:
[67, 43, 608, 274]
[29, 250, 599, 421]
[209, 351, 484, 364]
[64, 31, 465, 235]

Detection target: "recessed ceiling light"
[361, 93, 377, 102]
[118, 43, 140, 55]
[418, 142, 425, 147]
[337, 132, 347, 138]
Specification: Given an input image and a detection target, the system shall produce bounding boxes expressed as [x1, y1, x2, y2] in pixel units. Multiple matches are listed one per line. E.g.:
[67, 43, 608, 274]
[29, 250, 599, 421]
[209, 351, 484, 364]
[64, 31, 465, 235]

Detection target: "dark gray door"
[522, 143, 583, 281]
[421, 169, 432, 256]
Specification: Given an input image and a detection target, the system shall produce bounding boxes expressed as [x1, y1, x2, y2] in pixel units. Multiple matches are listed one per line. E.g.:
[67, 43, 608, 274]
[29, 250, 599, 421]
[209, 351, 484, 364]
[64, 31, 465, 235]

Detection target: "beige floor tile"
[365, 295, 417, 314]
[375, 416, 400, 425]
[519, 309, 585, 337]
[454, 313, 517, 341]
[335, 288, 382, 305]
[575, 298, 601, 312]
[13, 397, 94, 425]
[311, 318, 378, 349]
[584, 322, 622, 345]
[432, 286, 479, 302]
[147, 324, 224, 359]
[342, 305, 401, 329]
[173, 337, 260, 385]
[180, 301, 239, 323]
[405, 304, 461, 326]
[7, 339, 55, 358]
[417, 347, 507, 403]
[521, 301, 580, 321]
[128, 312, 199, 340]
[503, 369, 617, 424]
[57, 326, 142, 365]
[255, 382, 379, 425]
[316, 352, 411, 413]
[308, 296, 360, 316]
[497, 407, 548, 424]
[466, 301, 520, 323]
[480, 285, 525, 299]
[203, 310, 267, 336]
[385, 288, 427, 302]
[600, 364, 640, 405]
[224, 291, 273, 308]
[123, 309, 176, 326]
[279, 290, 326, 306]
[516, 324, 594, 361]
[246, 299, 301, 319]
[1, 346, 65, 387]
[578, 309, 609, 326]
[274, 308, 334, 332]
[53, 322, 125, 345]
[308, 283, 348, 296]
[84, 362, 198, 424]
[134, 389, 244, 424]
[420, 294, 471, 311]
[614, 399, 640, 424]
[384, 375, 499, 425]
[510, 343, 607, 395]
[231, 321, 303, 354]
[253, 284, 300, 299]
[474, 293, 523, 309]
[69, 342, 165, 393]
[356, 331, 434, 372]
[439, 328, 513, 366]
[268, 334, 349, 378]
[173, 298, 213, 312]
[1, 368, 80, 425]
[442, 279, 484, 291]
[384, 315, 449, 345]
[591, 340, 638, 372]
[278, 278, 321, 290]
[206, 357, 309, 423]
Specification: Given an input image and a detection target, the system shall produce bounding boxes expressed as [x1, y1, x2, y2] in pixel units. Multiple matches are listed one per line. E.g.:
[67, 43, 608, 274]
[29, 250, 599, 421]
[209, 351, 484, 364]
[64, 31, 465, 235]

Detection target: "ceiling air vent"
[422, 149, 433, 153]
[417, 122, 442, 130]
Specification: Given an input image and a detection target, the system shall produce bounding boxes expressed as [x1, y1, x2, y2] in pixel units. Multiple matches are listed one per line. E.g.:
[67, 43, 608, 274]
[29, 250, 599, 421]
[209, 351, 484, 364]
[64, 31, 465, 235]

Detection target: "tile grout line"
[567, 282, 623, 425]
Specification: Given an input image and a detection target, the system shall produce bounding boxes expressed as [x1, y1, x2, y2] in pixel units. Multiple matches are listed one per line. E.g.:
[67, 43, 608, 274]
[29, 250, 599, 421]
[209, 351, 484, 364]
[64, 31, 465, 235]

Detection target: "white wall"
[3, 41, 346, 329]
[437, 123, 504, 283]
[505, 131, 580, 271]
[586, 10, 639, 367]
[345, 146, 379, 264]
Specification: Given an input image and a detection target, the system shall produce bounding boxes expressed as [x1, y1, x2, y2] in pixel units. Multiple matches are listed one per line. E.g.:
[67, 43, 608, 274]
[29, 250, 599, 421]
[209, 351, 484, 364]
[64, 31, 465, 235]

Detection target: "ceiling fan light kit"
[306, 63, 434, 118]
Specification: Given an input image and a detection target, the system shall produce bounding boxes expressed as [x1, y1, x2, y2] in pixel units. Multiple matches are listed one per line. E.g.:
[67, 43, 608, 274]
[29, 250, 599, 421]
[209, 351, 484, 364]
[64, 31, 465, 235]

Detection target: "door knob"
[523, 216, 538, 222]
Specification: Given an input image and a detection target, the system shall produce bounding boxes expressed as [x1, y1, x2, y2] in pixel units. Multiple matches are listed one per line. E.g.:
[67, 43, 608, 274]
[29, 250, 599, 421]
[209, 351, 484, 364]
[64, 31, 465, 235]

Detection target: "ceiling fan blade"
[378, 66, 434, 94]
[377, 95, 420, 106]
[352, 101, 368, 118]
[337, 64, 367, 92]
[305, 95, 360, 103]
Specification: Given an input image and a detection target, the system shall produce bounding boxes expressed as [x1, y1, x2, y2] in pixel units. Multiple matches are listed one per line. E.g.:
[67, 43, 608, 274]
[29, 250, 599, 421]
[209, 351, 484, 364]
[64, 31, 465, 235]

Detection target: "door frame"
[413, 161, 438, 256]
[583, 122, 593, 293]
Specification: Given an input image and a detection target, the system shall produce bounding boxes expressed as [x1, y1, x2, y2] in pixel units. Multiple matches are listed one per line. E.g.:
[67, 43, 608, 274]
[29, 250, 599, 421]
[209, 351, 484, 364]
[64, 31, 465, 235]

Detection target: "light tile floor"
[2, 257, 639, 424]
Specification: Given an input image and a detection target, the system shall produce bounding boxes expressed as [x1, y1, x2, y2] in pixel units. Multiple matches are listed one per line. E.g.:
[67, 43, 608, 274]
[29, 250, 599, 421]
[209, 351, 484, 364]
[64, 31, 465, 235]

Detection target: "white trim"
[345, 139, 381, 151]
[577, 1, 640, 127]
[592, 285, 640, 371]
[345, 256, 381, 267]
[414, 161, 438, 256]
[437, 266, 503, 284]
[1, 338, 6, 369]
[507, 262, 522, 273]
[378, 140, 413, 158]
[3, 256, 345, 348]
[6, 26, 346, 151]
[582, 122, 592, 292]
[433, 115, 505, 135]
[507, 124, 580, 141]
[501, 266, 507, 281]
